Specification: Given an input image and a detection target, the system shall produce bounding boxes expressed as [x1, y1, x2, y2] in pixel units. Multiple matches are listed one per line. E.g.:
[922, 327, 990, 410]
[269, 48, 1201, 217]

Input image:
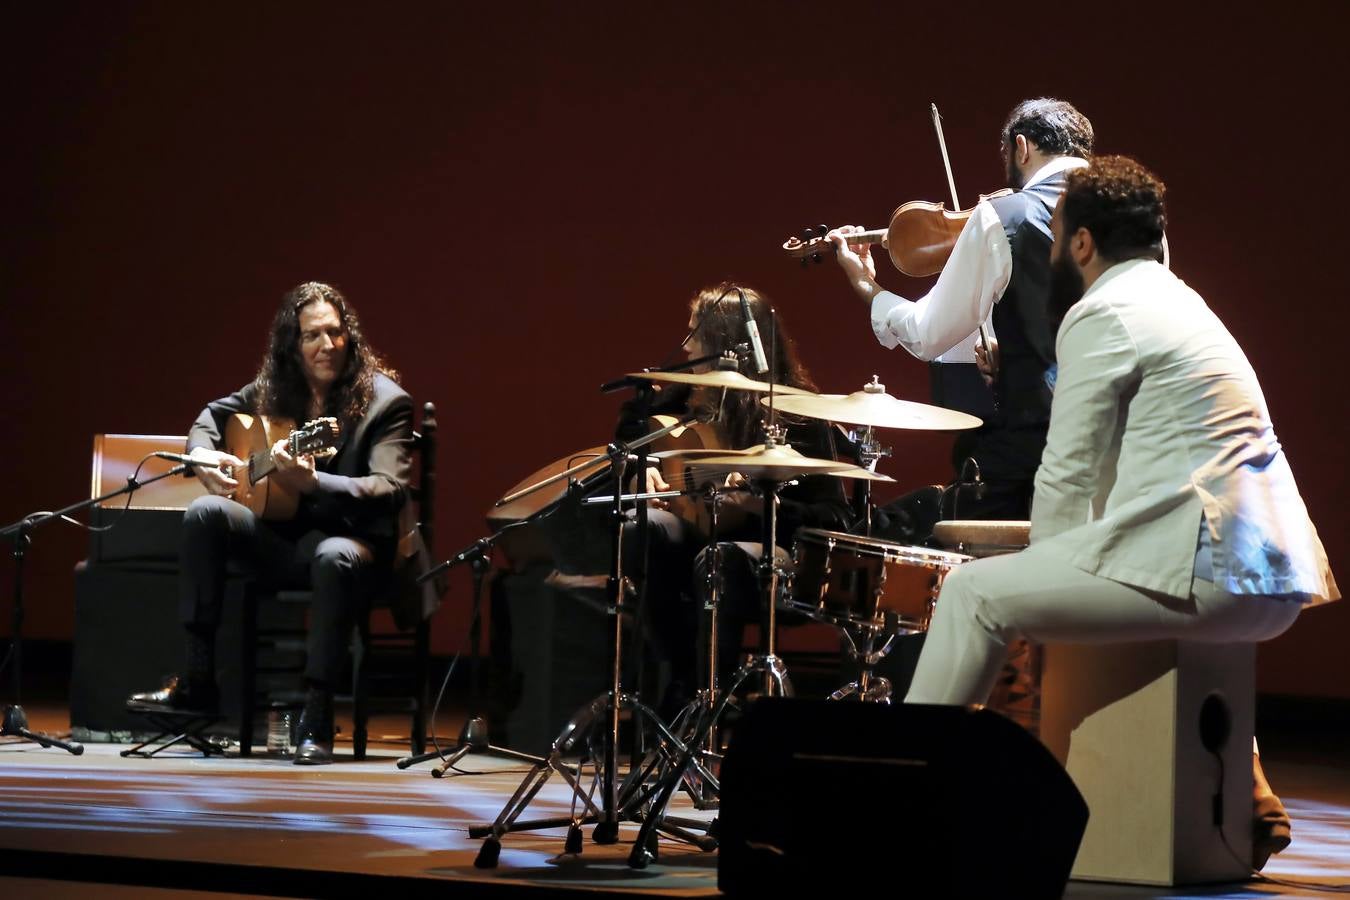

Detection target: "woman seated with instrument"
[627, 284, 853, 700]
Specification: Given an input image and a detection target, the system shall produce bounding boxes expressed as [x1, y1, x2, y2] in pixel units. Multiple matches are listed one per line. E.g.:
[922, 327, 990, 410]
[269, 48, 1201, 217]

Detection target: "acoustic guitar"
[648, 413, 751, 537]
[223, 414, 340, 520]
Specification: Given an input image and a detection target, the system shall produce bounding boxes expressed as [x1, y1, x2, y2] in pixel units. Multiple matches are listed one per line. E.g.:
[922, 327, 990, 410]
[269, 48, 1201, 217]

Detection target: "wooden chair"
[237, 402, 439, 759]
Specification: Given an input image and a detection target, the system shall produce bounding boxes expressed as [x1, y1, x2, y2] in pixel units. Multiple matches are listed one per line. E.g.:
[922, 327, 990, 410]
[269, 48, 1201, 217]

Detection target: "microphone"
[959, 457, 984, 499]
[153, 451, 222, 468]
[738, 289, 769, 374]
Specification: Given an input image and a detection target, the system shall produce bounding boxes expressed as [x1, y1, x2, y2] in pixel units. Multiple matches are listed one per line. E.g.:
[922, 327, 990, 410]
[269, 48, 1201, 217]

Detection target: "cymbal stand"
[625, 430, 797, 869]
[471, 415, 716, 868]
[661, 482, 728, 811]
[847, 378, 893, 538]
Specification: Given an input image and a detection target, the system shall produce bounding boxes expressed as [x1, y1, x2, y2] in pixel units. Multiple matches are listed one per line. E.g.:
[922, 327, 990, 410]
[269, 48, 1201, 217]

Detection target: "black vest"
[928, 171, 1064, 431]
[986, 172, 1063, 428]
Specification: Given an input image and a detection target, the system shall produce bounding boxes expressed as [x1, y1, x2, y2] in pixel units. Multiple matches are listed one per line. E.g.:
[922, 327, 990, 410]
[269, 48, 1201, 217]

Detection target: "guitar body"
[225, 414, 300, 520]
[651, 414, 732, 538]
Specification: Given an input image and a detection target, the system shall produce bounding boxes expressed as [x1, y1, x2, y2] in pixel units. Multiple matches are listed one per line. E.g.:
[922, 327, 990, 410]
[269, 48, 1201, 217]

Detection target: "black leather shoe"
[293, 689, 334, 766]
[127, 675, 219, 714]
[294, 737, 334, 765]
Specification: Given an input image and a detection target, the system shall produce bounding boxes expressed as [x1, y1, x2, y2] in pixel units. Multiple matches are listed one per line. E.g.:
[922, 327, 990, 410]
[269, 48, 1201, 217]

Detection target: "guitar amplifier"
[87, 433, 207, 562]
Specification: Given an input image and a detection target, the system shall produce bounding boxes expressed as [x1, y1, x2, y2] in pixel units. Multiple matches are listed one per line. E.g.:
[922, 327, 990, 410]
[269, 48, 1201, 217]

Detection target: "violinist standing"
[829, 98, 1092, 520]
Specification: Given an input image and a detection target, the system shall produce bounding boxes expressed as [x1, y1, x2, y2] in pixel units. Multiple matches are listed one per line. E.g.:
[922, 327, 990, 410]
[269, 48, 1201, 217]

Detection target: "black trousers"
[948, 423, 1047, 521]
[178, 495, 385, 687]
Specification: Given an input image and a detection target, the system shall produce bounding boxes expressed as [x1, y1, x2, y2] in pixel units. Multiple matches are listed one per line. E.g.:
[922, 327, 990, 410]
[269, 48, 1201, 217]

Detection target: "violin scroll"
[782, 224, 833, 266]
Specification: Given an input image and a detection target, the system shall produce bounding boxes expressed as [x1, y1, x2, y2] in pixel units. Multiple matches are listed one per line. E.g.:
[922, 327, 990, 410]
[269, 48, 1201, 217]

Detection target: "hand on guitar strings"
[189, 448, 245, 496]
[270, 438, 319, 494]
[719, 472, 760, 513]
[644, 466, 672, 509]
[622, 465, 673, 510]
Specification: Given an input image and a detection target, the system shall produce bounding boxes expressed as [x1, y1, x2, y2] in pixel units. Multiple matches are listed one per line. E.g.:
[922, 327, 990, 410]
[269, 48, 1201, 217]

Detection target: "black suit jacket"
[187, 372, 438, 627]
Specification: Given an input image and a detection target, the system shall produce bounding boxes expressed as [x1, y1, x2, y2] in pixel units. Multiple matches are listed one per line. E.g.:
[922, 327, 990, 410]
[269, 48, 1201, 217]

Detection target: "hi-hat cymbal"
[692, 443, 866, 478]
[764, 380, 982, 431]
[626, 369, 812, 395]
[830, 466, 895, 482]
[725, 443, 894, 481]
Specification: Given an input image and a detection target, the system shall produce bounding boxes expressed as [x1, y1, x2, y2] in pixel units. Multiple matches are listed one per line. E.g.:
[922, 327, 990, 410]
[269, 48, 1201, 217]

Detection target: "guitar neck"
[248, 450, 277, 484]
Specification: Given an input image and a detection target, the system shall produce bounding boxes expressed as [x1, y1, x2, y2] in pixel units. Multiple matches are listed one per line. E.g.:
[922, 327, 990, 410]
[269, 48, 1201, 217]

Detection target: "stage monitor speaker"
[718, 698, 1088, 899]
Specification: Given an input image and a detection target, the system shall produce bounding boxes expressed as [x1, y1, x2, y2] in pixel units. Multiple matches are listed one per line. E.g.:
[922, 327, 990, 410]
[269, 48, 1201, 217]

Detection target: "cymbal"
[691, 443, 868, 479]
[764, 384, 982, 431]
[725, 443, 894, 481]
[648, 447, 752, 460]
[626, 369, 812, 395]
[829, 466, 895, 482]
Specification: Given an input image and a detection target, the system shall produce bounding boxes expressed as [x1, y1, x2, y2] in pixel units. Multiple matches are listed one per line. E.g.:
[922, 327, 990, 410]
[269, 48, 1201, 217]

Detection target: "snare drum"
[788, 528, 971, 634]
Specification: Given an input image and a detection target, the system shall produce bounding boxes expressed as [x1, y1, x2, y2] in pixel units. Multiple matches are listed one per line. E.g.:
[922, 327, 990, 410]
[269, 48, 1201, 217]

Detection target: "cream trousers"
[905, 546, 1303, 706]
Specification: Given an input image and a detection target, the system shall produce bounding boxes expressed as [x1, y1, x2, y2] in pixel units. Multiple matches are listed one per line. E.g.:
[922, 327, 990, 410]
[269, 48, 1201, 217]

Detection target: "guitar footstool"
[122, 706, 229, 758]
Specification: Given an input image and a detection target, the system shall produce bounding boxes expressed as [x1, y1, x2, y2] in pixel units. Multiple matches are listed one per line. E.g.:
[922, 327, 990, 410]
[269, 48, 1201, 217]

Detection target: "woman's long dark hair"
[686, 283, 816, 448]
[254, 282, 397, 427]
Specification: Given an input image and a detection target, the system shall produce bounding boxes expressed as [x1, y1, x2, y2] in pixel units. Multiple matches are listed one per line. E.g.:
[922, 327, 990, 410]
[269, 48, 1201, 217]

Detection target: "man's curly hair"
[254, 282, 397, 428]
[1002, 98, 1094, 160]
[1061, 156, 1167, 263]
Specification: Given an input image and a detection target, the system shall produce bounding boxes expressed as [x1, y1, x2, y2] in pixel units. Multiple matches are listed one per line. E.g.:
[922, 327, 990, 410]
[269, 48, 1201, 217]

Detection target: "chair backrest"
[410, 402, 438, 560]
[87, 434, 209, 563]
[90, 434, 208, 510]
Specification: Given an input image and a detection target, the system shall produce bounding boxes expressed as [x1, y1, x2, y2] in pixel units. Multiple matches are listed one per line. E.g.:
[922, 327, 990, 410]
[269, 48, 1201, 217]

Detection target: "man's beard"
[1048, 252, 1086, 333]
[1007, 155, 1025, 190]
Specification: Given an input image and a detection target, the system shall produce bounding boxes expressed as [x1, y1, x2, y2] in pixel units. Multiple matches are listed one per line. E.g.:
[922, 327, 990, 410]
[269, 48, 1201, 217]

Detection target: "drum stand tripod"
[471, 414, 719, 868]
[830, 625, 902, 702]
[833, 398, 904, 703]
[624, 445, 799, 868]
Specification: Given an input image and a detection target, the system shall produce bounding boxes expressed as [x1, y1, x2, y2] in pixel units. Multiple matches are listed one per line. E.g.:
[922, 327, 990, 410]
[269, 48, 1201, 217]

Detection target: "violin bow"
[930, 103, 997, 386]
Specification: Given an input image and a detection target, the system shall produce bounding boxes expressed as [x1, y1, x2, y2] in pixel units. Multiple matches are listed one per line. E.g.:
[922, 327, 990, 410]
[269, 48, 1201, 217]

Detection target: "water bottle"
[266, 707, 292, 756]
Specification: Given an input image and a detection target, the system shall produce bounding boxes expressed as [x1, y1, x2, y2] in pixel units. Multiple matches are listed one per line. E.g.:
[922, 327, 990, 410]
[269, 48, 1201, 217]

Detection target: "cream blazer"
[1030, 259, 1338, 603]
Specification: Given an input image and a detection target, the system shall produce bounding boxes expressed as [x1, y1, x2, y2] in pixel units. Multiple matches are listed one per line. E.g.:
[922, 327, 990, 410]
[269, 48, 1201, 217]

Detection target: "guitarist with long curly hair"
[130, 282, 424, 765]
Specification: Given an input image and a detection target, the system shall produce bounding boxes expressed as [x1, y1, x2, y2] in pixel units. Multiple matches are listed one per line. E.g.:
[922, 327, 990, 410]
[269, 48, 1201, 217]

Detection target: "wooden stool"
[1040, 640, 1254, 885]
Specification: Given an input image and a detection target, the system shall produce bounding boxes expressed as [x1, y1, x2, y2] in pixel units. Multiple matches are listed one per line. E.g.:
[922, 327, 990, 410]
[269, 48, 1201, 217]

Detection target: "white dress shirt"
[869, 157, 1090, 363]
[1030, 258, 1338, 604]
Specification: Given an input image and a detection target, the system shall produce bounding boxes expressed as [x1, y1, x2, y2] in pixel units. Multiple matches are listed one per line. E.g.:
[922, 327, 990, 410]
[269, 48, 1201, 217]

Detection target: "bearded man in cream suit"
[905, 155, 1339, 865]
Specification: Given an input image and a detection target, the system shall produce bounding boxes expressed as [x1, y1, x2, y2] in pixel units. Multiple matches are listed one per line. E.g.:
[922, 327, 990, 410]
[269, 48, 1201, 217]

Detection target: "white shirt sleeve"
[868, 200, 1012, 362]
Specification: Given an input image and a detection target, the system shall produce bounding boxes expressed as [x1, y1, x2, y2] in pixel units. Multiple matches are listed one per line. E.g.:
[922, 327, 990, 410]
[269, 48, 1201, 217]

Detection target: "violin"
[781, 189, 1013, 276]
[782, 103, 1003, 383]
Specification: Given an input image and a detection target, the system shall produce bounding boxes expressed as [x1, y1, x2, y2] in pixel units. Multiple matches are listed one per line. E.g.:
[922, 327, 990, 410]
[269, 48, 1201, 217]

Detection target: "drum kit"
[468, 357, 1030, 870]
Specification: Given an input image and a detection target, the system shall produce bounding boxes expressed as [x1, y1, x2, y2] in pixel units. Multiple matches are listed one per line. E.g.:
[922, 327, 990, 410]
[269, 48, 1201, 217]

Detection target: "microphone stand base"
[395, 716, 544, 773]
[1, 704, 84, 755]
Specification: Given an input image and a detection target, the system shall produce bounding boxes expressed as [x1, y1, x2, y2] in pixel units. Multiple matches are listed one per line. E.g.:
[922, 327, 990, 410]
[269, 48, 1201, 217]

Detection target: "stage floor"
[2, 702, 1347, 898]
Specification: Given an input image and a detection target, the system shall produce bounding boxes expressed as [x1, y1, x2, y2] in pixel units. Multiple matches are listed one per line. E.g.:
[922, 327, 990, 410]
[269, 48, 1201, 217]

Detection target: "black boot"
[294, 687, 334, 766]
[127, 675, 219, 714]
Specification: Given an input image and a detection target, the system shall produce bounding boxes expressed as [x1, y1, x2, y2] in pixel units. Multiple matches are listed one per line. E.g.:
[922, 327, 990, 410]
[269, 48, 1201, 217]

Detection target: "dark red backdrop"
[3, 5, 1345, 697]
